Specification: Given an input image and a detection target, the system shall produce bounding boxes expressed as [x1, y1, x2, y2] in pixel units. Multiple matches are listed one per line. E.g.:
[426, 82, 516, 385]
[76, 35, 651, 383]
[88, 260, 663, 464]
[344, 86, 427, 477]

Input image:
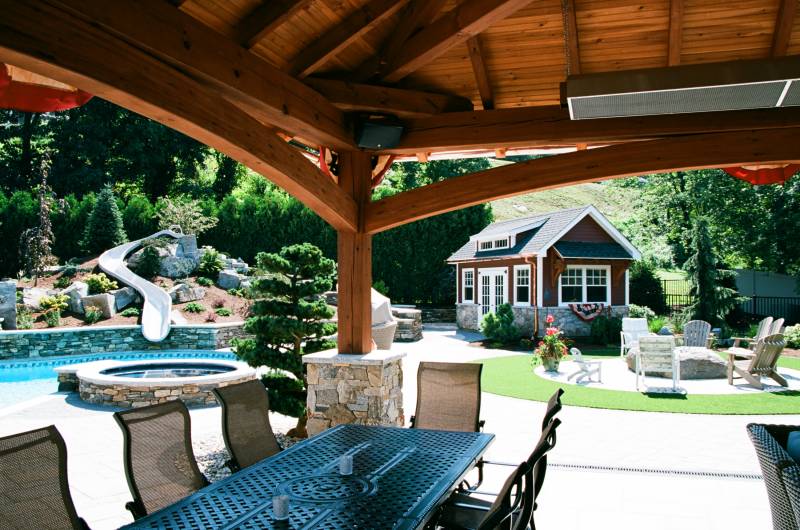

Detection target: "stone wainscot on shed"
[448, 205, 641, 337]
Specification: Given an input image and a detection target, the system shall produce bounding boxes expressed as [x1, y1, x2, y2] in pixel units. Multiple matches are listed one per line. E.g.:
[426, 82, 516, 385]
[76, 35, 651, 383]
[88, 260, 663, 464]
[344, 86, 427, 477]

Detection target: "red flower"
[545, 314, 555, 324]
[545, 326, 559, 336]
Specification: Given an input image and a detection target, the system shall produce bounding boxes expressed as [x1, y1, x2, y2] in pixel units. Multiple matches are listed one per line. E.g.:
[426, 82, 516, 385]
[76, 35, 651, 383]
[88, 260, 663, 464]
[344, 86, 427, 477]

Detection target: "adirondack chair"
[620, 318, 653, 357]
[727, 334, 787, 390]
[635, 336, 679, 392]
[770, 318, 785, 335]
[731, 316, 773, 350]
[567, 347, 602, 384]
[682, 320, 711, 348]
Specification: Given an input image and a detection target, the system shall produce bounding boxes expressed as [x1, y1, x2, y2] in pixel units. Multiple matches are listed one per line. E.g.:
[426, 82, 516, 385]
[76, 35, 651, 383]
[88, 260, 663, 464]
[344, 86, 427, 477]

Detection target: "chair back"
[747, 423, 800, 530]
[477, 461, 530, 530]
[213, 380, 281, 471]
[770, 318, 786, 335]
[755, 316, 774, 341]
[530, 418, 561, 508]
[683, 320, 711, 347]
[569, 347, 586, 365]
[114, 401, 208, 518]
[749, 334, 786, 376]
[541, 388, 564, 431]
[413, 362, 482, 432]
[638, 336, 676, 372]
[0, 425, 85, 530]
[622, 317, 650, 343]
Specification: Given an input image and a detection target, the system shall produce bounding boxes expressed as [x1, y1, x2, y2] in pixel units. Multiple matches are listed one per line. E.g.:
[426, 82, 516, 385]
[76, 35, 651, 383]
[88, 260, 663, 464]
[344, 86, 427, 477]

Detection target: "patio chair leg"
[739, 370, 763, 390]
[727, 361, 733, 385]
[768, 370, 788, 387]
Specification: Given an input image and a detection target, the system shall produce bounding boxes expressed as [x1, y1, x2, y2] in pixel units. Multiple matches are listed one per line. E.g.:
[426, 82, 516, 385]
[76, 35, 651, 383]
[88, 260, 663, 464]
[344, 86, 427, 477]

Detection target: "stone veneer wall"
[304, 351, 405, 437]
[0, 322, 249, 361]
[456, 303, 629, 337]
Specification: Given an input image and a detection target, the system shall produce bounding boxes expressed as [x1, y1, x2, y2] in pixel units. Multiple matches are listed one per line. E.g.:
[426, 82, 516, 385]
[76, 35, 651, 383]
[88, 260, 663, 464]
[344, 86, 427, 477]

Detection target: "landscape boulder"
[22, 287, 53, 310]
[61, 281, 89, 314]
[0, 279, 17, 330]
[176, 234, 199, 262]
[159, 256, 196, 279]
[81, 293, 116, 319]
[625, 346, 727, 379]
[168, 283, 206, 304]
[111, 286, 140, 310]
[217, 269, 246, 290]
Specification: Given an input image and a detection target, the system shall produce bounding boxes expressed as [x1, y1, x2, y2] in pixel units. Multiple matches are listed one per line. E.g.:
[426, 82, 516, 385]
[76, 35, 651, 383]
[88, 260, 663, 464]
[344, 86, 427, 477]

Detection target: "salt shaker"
[273, 494, 290, 520]
[339, 454, 353, 475]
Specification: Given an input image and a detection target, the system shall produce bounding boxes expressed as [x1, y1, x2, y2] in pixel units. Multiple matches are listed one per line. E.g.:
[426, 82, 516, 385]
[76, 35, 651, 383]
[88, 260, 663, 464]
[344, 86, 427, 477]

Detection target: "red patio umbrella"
[0, 63, 92, 113]
[723, 164, 800, 186]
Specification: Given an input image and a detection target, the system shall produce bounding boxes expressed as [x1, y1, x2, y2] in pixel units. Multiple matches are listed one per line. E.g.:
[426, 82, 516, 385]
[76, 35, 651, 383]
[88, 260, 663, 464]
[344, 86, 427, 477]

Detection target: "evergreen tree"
[82, 185, 127, 255]
[234, 243, 336, 437]
[684, 217, 743, 326]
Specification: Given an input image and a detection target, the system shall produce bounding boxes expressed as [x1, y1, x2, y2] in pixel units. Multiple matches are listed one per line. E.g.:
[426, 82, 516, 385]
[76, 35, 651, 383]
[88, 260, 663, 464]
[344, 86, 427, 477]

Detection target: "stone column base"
[303, 349, 406, 437]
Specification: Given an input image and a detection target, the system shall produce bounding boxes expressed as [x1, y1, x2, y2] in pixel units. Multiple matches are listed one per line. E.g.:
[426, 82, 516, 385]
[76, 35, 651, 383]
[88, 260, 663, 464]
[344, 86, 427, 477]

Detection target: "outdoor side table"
[120, 424, 494, 530]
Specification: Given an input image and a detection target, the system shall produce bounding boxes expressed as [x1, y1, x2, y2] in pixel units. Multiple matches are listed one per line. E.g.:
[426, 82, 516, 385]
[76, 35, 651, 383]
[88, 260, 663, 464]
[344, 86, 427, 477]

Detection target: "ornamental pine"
[81, 184, 127, 255]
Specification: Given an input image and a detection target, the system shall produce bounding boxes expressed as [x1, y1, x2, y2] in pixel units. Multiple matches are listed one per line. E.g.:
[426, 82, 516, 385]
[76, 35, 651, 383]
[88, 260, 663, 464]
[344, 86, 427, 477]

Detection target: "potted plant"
[534, 315, 569, 372]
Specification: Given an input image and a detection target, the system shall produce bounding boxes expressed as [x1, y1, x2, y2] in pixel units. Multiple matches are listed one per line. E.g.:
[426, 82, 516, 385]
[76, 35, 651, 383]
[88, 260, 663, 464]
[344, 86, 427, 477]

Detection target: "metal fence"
[660, 280, 692, 314]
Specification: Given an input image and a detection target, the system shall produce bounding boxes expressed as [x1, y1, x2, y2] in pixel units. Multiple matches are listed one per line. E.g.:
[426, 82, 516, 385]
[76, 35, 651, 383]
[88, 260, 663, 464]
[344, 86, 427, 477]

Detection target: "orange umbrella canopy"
[0, 63, 92, 113]
[723, 164, 800, 186]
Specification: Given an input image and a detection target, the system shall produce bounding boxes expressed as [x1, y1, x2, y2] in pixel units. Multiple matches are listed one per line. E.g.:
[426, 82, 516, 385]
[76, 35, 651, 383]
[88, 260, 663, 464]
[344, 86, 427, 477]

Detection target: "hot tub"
[60, 358, 256, 408]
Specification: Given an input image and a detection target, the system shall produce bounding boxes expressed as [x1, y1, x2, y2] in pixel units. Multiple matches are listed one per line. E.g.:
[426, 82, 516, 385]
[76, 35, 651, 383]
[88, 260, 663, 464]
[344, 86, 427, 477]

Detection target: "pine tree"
[684, 217, 742, 326]
[82, 184, 127, 254]
[234, 243, 336, 437]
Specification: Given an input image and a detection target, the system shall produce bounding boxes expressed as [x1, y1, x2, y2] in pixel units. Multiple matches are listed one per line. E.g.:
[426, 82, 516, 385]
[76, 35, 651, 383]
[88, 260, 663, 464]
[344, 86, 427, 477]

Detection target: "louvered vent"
[563, 57, 800, 120]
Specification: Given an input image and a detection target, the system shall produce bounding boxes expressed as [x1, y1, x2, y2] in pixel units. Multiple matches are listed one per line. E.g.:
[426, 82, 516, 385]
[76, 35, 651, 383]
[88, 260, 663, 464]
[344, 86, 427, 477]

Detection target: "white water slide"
[98, 229, 184, 342]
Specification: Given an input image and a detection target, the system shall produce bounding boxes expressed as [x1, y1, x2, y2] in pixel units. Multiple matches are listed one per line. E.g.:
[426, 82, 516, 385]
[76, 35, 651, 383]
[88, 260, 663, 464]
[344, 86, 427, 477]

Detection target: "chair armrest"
[410, 415, 416, 428]
[125, 500, 147, 520]
[450, 502, 492, 512]
[482, 459, 517, 467]
[478, 419, 485, 431]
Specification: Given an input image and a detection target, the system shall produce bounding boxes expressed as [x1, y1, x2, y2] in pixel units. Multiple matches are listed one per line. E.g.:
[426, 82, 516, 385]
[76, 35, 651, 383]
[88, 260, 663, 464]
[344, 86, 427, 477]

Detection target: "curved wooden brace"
[365, 127, 800, 233]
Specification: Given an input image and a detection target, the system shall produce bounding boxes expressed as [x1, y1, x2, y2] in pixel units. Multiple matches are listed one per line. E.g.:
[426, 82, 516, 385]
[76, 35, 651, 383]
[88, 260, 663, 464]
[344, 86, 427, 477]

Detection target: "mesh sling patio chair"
[0, 425, 90, 530]
[683, 320, 711, 348]
[212, 380, 281, 472]
[114, 401, 209, 519]
[728, 334, 788, 390]
[747, 423, 800, 530]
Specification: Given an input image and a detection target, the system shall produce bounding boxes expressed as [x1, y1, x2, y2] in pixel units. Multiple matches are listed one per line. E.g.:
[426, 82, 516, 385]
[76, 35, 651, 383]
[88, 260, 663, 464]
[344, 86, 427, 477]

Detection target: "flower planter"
[542, 357, 560, 373]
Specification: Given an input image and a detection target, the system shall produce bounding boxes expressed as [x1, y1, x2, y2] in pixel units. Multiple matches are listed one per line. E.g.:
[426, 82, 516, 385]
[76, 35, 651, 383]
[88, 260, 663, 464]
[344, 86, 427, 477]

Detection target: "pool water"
[0, 350, 236, 410]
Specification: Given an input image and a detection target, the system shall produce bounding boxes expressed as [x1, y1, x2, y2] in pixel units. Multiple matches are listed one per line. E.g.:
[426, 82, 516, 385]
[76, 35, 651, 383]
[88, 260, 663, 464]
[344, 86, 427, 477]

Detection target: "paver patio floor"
[0, 324, 796, 529]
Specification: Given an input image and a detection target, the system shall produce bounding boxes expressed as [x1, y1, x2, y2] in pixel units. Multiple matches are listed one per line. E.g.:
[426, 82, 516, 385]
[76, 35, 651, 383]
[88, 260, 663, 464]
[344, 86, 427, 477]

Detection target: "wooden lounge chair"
[731, 316, 773, 351]
[771, 318, 786, 335]
[0, 425, 90, 530]
[747, 423, 800, 530]
[620, 317, 653, 357]
[567, 347, 602, 384]
[114, 401, 209, 519]
[635, 335, 679, 392]
[212, 380, 282, 472]
[683, 319, 711, 347]
[727, 334, 787, 390]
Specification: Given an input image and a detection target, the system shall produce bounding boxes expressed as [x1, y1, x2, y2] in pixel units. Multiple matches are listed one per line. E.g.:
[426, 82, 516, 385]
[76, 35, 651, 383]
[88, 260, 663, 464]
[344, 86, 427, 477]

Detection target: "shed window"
[560, 266, 609, 305]
[462, 269, 474, 303]
[514, 266, 530, 305]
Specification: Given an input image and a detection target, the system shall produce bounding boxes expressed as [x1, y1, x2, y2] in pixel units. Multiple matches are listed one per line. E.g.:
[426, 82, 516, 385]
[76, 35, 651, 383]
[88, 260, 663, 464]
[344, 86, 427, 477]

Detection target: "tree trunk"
[287, 412, 308, 439]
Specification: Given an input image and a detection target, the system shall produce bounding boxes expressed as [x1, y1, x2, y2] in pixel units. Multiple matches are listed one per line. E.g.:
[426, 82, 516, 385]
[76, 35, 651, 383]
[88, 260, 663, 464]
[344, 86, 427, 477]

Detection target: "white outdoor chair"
[635, 336, 680, 393]
[567, 347, 602, 384]
[620, 318, 654, 357]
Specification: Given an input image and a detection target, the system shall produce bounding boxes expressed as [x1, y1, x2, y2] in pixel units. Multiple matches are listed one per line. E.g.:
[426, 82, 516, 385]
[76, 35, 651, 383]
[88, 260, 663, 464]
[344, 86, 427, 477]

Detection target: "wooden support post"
[336, 151, 373, 354]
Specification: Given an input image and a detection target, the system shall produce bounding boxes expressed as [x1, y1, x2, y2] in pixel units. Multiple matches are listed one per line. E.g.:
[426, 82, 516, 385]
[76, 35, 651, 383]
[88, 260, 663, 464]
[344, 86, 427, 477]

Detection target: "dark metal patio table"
[120, 424, 494, 530]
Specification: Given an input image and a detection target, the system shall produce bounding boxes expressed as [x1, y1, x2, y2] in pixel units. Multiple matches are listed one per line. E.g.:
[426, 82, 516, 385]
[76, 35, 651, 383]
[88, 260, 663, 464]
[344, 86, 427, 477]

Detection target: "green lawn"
[656, 269, 690, 296]
[480, 354, 800, 415]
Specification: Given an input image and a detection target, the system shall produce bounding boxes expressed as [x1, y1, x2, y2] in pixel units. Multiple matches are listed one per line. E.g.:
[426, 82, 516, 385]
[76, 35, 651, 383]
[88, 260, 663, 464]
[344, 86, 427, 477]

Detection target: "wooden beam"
[562, 0, 581, 74]
[167, 0, 187, 7]
[668, 0, 683, 65]
[385, 105, 800, 155]
[235, 0, 312, 50]
[0, 0, 357, 232]
[353, 0, 447, 81]
[290, 0, 406, 78]
[466, 35, 494, 110]
[57, 0, 352, 149]
[365, 127, 800, 233]
[772, 0, 797, 57]
[304, 78, 472, 118]
[336, 151, 373, 354]
[381, 0, 534, 83]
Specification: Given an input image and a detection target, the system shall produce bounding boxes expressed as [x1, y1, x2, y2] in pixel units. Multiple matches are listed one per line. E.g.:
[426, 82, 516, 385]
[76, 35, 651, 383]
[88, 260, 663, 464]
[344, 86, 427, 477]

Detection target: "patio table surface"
[120, 424, 493, 530]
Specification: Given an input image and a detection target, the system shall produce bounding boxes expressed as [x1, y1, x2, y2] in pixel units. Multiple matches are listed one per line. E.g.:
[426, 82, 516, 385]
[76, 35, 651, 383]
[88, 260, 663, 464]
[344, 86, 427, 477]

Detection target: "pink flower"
[538, 341, 544, 347]
[545, 314, 555, 324]
[545, 326, 559, 336]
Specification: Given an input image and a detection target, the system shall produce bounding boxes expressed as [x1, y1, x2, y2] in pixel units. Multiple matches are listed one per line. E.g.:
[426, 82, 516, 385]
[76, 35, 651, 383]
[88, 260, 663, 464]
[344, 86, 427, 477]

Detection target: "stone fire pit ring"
[62, 358, 256, 408]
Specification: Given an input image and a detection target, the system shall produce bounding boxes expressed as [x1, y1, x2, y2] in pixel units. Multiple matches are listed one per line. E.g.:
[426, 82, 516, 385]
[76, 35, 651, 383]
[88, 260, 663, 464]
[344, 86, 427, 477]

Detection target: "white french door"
[479, 268, 508, 315]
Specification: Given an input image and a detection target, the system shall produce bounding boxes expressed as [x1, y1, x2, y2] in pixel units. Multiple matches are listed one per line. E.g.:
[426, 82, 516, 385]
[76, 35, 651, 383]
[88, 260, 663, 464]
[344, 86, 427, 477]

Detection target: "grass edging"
[479, 354, 800, 415]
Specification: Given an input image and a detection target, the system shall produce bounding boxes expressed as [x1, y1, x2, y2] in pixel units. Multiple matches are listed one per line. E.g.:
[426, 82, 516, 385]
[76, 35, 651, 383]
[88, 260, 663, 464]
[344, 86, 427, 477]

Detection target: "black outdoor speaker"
[355, 114, 404, 149]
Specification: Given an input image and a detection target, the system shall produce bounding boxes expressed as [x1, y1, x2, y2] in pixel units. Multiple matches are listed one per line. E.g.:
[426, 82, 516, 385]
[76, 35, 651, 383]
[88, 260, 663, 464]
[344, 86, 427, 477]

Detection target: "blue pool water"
[0, 350, 236, 410]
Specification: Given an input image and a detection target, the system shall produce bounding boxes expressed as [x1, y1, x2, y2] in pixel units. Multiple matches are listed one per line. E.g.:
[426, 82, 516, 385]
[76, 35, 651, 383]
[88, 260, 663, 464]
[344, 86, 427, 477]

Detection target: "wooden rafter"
[52, 0, 352, 149]
[381, 0, 534, 83]
[385, 105, 800, 155]
[290, 0, 407, 78]
[365, 127, 800, 233]
[234, 0, 312, 50]
[304, 78, 472, 118]
[466, 35, 494, 110]
[167, 0, 187, 7]
[668, 0, 683, 65]
[0, 0, 357, 232]
[562, 0, 581, 74]
[771, 0, 798, 57]
[353, 0, 447, 82]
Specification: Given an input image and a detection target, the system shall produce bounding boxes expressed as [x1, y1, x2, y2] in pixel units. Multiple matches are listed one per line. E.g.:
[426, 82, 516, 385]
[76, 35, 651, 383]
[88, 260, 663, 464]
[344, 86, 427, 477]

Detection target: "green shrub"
[648, 316, 667, 333]
[61, 265, 78, 278]
[156, 197, 218, 235]
[785, 324, 800, 349]
[212, 298, 225, 309]
[590, 315, 623, 345]
[197, 249, 225, 278]
[669, 308, 691, 334]
[373, 279, 389, 296]
[214, 307, 232, 317]
[629, 260, 667, 314]
[81, 185, 127, 255]
[120, 307, 141, 317]
[628, 304, 656, 321]
[39, 294, 69, 314]
[196, 276, 213, 287]
[83, 306, 103, 324]
[480, 303, 521, 345]
[16, 306, 34, 329]
[85, 273, 118, 294]
[53, 276, 71, 289]
[227, 287, 248, 298]
[43, 309, 61, 328]
[183, 302, 205, 313]
[134, 245, 161, 280]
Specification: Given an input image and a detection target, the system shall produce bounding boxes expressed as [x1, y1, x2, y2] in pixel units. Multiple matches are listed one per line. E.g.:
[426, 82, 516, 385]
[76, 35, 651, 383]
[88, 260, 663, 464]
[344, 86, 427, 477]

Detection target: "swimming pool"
[0, 350, 236, 410]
